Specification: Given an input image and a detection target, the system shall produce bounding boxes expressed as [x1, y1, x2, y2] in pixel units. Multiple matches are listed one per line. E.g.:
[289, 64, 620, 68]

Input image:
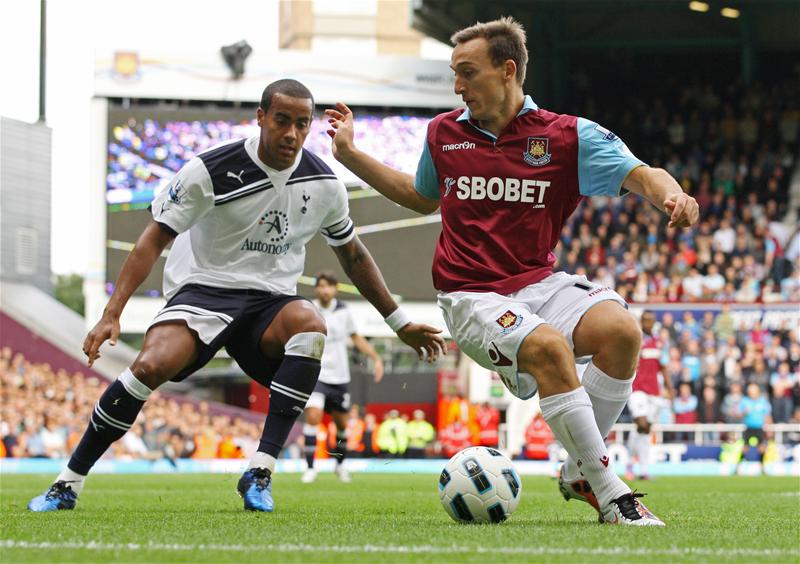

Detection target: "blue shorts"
[148, 284, 306, 386]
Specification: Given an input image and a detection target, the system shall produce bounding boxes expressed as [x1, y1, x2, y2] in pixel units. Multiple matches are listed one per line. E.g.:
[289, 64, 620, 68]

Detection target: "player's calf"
[242, 331, 324, 510]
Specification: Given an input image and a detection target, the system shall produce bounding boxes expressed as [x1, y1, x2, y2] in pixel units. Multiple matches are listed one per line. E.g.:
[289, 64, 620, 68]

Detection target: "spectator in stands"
[440, 419, 472, 459]
[673, 383, 699, 442]
[770, 362, 796, 423]
[345, 405, 366, 458]
[376, 410, 408, 458]
[524, 414, 556, 460]
[406, 410, 435, 458]
[720, 382, 744, 423]
[475, 403, 500, 448]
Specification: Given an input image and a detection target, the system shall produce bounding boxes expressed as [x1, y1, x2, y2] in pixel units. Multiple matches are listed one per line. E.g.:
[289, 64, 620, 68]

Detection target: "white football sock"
[540, 387, 630, 507]
[56, 467, 86, 495]
[562, 361, 633, 482]
[248, 451, 277, 474]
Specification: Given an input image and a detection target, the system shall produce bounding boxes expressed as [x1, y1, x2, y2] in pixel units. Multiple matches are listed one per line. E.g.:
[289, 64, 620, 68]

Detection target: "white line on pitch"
[1, 540, 798, 557]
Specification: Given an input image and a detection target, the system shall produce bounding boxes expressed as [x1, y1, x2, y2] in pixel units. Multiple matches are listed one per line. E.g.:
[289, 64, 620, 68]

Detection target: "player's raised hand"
[82, 311, 120, 367]
[325, 102, 356, 161]
[664, 192, 699, 228]
[397, 323, 446, 363]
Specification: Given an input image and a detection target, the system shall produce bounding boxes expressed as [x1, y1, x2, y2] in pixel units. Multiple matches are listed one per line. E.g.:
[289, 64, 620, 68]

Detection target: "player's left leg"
[565, 302, 663, 524]
[331, 408, 351, 482]
[238, 300, 326, 512]
[301, 404, 323, 483]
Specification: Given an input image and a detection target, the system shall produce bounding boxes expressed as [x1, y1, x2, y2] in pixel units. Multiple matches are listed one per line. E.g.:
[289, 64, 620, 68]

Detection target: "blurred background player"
[28, 79, 444, 514]
[301, 271, 384, 483]
[739, 382, 773, 473]
[625, 310, 674, 481]
[327, 16, 699, 526]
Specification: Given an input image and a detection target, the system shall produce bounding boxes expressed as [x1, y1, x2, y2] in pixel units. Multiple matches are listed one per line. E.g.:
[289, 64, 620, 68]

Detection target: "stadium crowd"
[0, 348, 263, 461]
[558, 79, 799, 304]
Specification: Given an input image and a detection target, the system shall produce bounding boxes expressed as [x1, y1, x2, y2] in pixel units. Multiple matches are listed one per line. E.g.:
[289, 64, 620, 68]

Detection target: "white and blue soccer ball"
[438, 446, 522, 524]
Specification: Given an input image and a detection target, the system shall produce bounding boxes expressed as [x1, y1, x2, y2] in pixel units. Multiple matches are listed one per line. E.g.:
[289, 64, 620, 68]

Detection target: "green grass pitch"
[1, 473, 798, 562]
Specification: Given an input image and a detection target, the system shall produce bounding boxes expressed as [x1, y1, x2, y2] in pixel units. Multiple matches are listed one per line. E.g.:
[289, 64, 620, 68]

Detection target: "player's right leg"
[301, 404, 324, 483]
[28, 322, 198, 512]
[518, 328, 663, 526]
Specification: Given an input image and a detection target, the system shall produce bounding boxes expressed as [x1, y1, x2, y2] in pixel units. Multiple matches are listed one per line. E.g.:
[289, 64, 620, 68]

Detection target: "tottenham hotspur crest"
[523, 137, 551, 167]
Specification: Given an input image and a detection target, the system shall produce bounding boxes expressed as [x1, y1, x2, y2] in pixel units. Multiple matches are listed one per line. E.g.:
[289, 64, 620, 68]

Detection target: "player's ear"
[256, 107, 265, 126]
[504, 59, 517, 82]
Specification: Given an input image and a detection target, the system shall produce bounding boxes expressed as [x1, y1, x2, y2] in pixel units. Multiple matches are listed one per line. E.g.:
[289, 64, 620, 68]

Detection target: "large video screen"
[106, 104, 432, 207]
[105, 101, 440, 298]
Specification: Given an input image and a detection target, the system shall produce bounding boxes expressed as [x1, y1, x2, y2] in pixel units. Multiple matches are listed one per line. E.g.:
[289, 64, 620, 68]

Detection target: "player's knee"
[609, 314, 641, 355]
[130, 356, 172, 390]
[305, 408, 322, 426]
[519, 326, 572, 376]
[285, 331, 326, 361]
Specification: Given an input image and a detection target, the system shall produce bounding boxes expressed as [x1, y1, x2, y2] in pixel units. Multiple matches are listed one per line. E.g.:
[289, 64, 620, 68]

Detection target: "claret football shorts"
[437, 272, 627, 399]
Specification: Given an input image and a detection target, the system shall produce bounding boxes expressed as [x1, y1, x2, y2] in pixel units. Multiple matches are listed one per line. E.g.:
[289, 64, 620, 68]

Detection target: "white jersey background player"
[28, 79, 443, 514]
[301, 271, 383, 483]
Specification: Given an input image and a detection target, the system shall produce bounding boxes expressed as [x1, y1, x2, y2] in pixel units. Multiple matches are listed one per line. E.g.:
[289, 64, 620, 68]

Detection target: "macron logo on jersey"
[454, 176, 550, 208]
[442, 141, 476, 152]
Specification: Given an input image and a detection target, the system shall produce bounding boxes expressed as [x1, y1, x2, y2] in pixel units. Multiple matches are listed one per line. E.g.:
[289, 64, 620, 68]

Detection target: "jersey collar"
[456, 95, 538, 139]
[456, 95, 538, 122]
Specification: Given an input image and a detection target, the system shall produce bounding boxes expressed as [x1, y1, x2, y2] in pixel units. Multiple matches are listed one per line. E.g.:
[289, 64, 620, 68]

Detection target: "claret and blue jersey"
[414, 95, 645, 295]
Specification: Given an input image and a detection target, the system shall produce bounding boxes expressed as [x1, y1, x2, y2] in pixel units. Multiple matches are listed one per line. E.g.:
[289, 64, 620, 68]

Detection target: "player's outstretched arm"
[83, 221, 175, 366]
[326, 102, 439, 215]
[331, 236, 445, 362]
[623, 166, 699, 228]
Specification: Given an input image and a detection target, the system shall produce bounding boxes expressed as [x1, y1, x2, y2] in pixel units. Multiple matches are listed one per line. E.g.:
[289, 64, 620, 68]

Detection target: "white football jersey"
[315, 299, 356, 385]
[151, 136, 355, 298]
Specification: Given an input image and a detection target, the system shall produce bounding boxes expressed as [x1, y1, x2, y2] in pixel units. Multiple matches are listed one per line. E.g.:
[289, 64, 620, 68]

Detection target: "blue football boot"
[237, 467, 274, 512]
[27, 481, 78, 512]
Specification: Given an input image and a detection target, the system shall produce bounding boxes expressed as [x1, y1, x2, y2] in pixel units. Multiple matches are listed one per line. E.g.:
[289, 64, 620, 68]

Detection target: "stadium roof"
[411, 0, 800, 51]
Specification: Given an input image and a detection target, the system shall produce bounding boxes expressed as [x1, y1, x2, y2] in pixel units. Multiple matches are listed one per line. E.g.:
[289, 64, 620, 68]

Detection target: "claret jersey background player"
[327, 16, 699, 526]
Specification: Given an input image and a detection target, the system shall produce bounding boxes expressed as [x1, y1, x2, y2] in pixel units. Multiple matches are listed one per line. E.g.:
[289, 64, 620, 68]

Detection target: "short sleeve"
[319, 181, 355, 247]
[151, 157, 214, 234]
[414, 136, 440, 200]
[577, 117, 646, 197]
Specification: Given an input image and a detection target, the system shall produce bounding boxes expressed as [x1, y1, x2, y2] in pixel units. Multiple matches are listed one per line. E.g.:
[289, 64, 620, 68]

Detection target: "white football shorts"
[437, 272, 627, 400]
[627, 390, 662, 423]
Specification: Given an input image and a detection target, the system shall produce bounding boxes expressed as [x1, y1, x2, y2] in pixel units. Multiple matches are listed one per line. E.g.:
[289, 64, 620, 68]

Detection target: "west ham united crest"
[523, 137, 551, 167]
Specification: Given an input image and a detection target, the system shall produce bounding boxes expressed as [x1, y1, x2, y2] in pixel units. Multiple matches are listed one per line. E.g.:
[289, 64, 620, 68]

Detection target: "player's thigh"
[132, 321, 200, 388]
[259, 299, 326, 359]
[534, 275, 632, 357]
[437, 291, 541, 399]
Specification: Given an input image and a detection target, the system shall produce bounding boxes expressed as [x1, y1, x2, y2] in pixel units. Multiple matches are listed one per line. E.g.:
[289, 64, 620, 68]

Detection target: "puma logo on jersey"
[455, 176, 550, 207]
[226, 170, 245, 184]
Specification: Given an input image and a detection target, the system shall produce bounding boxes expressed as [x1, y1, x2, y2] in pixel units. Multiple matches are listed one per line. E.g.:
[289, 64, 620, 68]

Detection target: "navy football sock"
[258, 355, 320, 457]
[333, 429, 347, 464]
[68, 369, 151, 475]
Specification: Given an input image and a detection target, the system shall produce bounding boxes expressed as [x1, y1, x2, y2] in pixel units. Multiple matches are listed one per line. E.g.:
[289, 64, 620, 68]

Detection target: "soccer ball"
[438, 446, 522, 523]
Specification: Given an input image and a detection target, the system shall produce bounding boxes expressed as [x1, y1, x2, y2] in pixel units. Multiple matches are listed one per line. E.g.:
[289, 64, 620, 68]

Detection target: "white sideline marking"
[1, 540, 798, 557]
